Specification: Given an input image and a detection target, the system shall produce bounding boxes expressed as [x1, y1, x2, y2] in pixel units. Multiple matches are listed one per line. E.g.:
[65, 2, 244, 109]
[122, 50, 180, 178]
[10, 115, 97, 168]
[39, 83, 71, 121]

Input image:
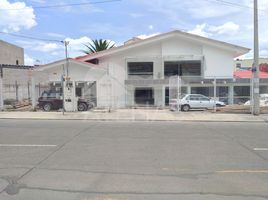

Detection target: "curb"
[0, 117, 266, 123]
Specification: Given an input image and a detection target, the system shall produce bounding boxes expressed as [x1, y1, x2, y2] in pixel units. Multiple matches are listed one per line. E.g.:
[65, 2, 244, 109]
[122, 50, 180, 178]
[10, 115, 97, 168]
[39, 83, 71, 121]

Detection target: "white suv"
[170, 94, 226, 112]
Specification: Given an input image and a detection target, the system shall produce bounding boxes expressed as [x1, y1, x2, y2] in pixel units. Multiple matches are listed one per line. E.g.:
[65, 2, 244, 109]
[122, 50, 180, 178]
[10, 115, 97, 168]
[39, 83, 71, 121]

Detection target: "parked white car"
[244, 94, 268, 107]
[170, 94, 226, 112]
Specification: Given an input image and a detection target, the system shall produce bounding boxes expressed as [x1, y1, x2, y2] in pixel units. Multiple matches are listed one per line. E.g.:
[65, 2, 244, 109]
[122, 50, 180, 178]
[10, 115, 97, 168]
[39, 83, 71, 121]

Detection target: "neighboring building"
[0, 40, 24, 65]
[34, 30, 261, 108]
[0, 40, 31, 104]
[234, 58, 268, 71]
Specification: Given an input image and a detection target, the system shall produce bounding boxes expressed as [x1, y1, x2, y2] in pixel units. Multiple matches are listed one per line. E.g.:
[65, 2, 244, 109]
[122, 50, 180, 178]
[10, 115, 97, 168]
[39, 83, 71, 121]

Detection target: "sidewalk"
[0, 109, 267, 122]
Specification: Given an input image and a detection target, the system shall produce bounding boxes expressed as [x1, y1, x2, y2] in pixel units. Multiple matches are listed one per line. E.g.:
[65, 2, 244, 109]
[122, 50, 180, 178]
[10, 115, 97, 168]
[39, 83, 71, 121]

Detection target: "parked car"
[38, 91, 94, 111]
[170, 94, 226, 112]
[244, 94, 268, 107]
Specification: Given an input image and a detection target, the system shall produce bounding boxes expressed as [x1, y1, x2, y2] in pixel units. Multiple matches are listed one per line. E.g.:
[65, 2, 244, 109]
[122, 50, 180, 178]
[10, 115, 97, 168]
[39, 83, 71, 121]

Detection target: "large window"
[234, 86, 250, 104]
[134, 88, 154, 105]
[164, 61, 201, 77]
[128, 62, 153, 79]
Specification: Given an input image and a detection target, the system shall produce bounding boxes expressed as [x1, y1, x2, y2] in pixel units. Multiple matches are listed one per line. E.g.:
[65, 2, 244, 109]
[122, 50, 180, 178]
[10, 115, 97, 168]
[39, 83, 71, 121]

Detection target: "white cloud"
[46, 32, 66, 38]
[260, 49, 268, 57]
[136, 33, 160, 39]
[148, 25, 154, 30]
[24, 54, 35, 65]
[17, 40, 62, 55]
[188, 24, 211, 37]
[188, 22, 240, 37]
[208, 22, 240, 35]
[129, 13, 144, 18]
[0, 0, 37, 32]
[66, 36, 92, 57]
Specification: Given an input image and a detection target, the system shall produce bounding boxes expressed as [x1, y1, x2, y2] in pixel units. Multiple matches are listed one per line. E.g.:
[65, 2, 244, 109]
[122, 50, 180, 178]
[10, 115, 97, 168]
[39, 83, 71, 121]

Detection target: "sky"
[0, 0, 268, 65]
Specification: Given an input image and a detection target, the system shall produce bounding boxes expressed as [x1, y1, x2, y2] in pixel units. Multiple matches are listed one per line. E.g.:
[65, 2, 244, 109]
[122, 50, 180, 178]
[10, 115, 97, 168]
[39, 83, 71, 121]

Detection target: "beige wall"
[0, 40, 24, 65]
[234, 58, 268, 70]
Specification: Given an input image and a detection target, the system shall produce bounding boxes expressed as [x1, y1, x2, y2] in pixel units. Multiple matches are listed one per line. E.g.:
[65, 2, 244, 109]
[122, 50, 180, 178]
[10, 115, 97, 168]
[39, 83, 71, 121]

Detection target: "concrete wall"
[0, 40, 24, 65]
[203, 45, 234, 78]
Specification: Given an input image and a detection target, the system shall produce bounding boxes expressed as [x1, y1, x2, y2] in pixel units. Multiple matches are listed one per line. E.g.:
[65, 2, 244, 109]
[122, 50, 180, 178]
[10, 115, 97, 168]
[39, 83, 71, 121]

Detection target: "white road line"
[0, 144, 57, 147]
[254, 148, 268, 151]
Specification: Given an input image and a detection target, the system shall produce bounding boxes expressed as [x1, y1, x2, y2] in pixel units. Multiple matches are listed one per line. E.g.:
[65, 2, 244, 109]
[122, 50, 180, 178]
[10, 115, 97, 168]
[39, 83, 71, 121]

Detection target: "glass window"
[164, 61, 201, 77]
[128, 62, 153, 76]
[190, 95, 199, 101]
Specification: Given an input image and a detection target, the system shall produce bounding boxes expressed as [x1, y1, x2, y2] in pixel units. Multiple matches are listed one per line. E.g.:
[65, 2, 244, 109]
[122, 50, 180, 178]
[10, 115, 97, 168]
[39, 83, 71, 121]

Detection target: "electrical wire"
[0, 31, 64, 43]
[0, 0, 121, 11]
[203, 0, 268, 14]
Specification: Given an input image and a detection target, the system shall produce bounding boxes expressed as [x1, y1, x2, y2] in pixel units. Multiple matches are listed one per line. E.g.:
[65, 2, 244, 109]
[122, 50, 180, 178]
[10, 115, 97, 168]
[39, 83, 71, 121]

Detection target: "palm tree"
[82, 39, 115, 54]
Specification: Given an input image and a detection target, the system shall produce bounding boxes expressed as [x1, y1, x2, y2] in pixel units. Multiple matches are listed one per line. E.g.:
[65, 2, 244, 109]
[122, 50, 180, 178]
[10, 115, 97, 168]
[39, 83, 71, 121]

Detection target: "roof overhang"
[76, 30, 251, 62]
[34, 58, 106, 72]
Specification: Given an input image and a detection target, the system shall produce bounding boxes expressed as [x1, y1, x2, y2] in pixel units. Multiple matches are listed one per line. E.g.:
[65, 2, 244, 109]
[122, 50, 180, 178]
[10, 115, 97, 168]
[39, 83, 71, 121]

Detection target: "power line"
[0, 31, 64, 43]
[202, 0, 268, 14]
[0, 0, 121, 11]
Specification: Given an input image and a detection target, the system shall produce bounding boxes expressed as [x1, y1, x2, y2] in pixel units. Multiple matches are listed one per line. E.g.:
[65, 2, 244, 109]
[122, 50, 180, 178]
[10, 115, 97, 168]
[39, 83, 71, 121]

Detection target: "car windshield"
[41, 91, 62, 98]
[179, 94, 187, 99]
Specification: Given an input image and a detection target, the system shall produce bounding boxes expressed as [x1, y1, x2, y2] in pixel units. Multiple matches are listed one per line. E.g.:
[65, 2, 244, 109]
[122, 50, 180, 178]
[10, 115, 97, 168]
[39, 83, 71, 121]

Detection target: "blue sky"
[1, 0, 268, 65]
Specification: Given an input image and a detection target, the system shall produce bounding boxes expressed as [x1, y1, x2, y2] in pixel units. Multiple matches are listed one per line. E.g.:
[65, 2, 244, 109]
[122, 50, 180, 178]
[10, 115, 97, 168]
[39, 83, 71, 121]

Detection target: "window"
[128, 62, 153, 77]
[190, 95, 200, 101]
[236, 63, 241, 69]
[234, 86, 250, 104]
[76, 88, 82, 97]
[134, 88, 154, 105]
[164, 61, 201, 77]
[16, 60, 19, 65]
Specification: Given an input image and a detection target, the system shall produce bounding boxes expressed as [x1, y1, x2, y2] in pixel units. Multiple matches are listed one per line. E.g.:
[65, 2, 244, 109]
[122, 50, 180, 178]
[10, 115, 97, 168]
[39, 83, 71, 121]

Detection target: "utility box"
[64, 81, 78, 112]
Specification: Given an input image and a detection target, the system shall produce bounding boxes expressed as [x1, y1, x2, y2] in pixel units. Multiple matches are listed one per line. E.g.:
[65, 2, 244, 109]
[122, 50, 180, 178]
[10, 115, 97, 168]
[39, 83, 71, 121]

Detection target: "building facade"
[234, 58, 268, 71]
[0, 40, 24, 65]
[34, 30, 268, 109]
[76, 30, 251, 107]
[0, 40, 31, 106]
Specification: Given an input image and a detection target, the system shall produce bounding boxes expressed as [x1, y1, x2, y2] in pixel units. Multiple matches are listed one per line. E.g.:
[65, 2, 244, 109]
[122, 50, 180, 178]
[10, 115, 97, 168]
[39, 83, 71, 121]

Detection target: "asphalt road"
[0, 120, 268, 200]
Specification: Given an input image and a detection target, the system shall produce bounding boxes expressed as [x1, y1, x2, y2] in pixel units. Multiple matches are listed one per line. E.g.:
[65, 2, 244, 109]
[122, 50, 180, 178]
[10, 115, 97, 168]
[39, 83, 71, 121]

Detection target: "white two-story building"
[34, 30, 254, 108]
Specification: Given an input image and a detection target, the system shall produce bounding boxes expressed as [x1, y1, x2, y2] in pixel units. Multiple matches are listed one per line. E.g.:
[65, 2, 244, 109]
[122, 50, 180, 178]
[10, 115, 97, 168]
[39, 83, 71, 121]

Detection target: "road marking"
[254, 148, 268, 151]
[0, 144, 57, 147]
[217, 170, 268, 173]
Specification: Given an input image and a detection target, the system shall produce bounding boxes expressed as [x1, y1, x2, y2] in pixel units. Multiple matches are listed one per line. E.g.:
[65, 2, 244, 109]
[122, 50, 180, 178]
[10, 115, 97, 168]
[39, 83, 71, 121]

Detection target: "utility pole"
[253, 0, 260, 115]
[62, 40, 69, 115]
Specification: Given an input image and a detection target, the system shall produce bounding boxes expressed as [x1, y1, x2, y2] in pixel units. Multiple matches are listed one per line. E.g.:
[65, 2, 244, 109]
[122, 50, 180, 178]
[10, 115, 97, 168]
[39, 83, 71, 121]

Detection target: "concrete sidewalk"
[0, 109, 267, 122]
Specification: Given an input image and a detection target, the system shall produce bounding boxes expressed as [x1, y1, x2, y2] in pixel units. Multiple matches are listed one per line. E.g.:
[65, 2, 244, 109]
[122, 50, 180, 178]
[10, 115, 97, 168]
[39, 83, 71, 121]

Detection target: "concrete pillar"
[187, 85, 191, 94]
[162, 86, 166, 107]
[31, 76, 36, 109]
[228, 85, 234, 105]
[0, 75, 3, 110]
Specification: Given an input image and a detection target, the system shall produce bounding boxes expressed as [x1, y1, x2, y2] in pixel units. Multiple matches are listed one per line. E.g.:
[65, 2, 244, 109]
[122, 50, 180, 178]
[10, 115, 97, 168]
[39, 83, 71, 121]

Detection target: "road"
[0, 119, 268, 200]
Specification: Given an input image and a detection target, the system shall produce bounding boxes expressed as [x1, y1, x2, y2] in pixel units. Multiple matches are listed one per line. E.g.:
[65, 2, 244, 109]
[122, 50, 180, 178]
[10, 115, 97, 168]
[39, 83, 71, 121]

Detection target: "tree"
[82, 39, 115, 54]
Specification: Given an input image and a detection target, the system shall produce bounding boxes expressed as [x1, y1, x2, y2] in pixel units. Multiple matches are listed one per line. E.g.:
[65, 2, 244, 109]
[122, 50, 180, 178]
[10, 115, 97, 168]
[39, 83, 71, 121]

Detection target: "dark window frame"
[128, 62, 154, 76]
[164, 60, 202, 77]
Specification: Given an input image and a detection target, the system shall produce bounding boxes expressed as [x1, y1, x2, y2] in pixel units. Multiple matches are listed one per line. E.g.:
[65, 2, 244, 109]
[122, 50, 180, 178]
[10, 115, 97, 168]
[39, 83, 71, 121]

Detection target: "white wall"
[203, 45, 234, 78]
[162, 37, 202, 56]
[95, 36, 237, 107]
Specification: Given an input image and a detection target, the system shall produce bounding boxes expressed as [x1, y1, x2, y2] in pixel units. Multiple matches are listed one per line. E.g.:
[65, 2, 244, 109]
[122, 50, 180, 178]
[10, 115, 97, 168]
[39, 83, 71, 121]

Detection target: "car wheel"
[87, 102, 94, 110]
[43, 103, 52, 112]
[181, 104, 190, 112]
[78, 103, 88, 111]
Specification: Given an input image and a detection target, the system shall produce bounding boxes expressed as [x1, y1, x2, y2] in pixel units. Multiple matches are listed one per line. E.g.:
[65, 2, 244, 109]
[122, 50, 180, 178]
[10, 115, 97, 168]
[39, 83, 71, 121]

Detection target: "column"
[228, 85, 234, 105]
[31, 76, 36, 109]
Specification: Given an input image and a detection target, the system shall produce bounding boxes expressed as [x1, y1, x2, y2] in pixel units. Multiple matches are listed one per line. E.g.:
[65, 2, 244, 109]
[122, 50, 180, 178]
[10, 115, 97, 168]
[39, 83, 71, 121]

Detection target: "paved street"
[0, 120, 268, 200]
